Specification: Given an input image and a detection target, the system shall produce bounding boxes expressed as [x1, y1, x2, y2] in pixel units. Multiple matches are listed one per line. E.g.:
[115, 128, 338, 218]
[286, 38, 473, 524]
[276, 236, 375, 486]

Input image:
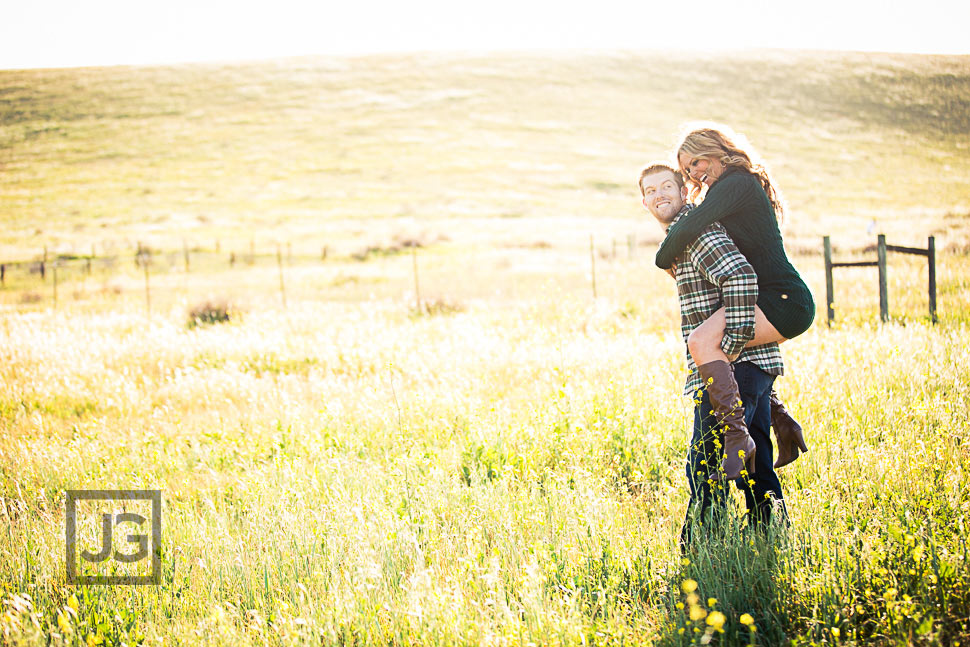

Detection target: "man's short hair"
[638, 162, 685, 196]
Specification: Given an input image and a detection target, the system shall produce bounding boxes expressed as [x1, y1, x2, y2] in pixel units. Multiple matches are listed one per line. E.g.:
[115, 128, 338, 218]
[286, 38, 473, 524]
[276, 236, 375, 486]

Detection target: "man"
[639, 162, 787, 547]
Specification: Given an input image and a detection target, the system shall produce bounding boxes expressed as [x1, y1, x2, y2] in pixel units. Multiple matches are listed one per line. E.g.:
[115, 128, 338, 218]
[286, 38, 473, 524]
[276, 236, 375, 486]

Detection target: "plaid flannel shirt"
[669, 205, 784, 396]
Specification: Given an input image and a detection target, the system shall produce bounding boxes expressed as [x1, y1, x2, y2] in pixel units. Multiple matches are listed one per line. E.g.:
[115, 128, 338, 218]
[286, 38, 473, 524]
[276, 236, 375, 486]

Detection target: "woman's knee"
[687, 326, 717, 358]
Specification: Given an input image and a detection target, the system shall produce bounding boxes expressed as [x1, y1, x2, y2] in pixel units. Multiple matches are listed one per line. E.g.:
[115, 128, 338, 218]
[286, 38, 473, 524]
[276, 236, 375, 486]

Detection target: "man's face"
[641, 170, 687, 225]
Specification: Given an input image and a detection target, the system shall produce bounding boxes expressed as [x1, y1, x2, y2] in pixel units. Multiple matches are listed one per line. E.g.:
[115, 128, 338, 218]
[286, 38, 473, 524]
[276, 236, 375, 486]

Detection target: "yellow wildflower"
[690, 606, 707, 621]
[681, 579, 698, 593]
[706, 611, 726, 630]
[739, 613, 754, 626]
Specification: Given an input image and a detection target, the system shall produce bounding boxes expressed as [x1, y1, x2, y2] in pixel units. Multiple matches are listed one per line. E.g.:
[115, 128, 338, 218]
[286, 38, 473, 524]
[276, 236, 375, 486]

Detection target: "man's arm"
[685, 224, 758, 357]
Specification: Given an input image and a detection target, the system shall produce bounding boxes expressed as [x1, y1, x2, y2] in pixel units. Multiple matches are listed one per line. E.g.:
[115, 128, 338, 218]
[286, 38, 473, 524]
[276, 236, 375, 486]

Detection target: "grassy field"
[1, 50, 970, 645]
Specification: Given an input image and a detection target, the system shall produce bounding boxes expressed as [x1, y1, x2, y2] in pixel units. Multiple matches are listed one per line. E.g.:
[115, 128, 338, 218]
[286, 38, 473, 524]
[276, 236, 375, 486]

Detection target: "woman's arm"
[655, 173, 752, 270]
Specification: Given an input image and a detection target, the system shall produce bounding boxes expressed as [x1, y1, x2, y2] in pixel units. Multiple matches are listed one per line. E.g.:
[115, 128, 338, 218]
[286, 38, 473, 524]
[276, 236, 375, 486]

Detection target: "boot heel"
[771, 390, 809, 469]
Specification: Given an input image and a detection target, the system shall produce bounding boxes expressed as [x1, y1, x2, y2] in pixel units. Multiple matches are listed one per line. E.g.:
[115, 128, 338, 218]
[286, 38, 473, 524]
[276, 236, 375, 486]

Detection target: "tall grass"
[1, 247, 969, 644]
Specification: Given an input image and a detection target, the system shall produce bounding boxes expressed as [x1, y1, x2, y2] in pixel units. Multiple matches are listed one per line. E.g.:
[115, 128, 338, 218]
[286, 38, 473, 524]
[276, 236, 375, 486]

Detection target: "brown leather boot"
[770, 390, 808, 469]
[697, 360, 756, 480]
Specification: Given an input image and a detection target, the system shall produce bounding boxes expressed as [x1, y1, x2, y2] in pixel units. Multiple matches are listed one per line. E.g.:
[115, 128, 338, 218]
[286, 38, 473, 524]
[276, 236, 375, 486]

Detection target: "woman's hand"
[666, 259, 678, 279]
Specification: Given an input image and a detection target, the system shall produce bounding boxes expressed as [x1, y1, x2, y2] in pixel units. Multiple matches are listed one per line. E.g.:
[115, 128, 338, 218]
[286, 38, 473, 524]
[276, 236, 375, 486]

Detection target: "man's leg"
[681, 387, 729, 550]
[733, 362, 788, 529]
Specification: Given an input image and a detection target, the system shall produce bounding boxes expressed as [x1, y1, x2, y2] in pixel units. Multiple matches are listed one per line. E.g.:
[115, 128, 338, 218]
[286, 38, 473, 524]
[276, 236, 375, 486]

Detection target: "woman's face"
[678, 152, 724, 187]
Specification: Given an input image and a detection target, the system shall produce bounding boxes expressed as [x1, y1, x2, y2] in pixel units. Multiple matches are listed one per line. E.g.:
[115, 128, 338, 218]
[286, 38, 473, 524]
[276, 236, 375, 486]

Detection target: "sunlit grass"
[1, 246, 969, 644]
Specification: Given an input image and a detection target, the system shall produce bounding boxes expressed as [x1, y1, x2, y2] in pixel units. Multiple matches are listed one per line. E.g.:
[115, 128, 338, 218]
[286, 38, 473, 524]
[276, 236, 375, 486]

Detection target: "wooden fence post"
[928, 236, 937, 324]
[52, 262, 58, 308]
[412, 246, 420, 311]
[877, 234, 888, 323]
[823, 236, 834, 326]
[183, 239, 190, 272]
[277, 245, 287, 310]
[0, 264, 4, 287]
[41, 247, 47, 280]
[142, 248, 151, 317]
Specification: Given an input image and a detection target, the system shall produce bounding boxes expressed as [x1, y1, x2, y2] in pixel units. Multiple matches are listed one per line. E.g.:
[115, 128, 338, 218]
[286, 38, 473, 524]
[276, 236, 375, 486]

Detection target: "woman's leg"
[686, 308, 775, 479]
[687, 306, 807, 470]
[770, 392, 809, 468]
[695, 359, 755, 480]
[686, 306, 786, 366]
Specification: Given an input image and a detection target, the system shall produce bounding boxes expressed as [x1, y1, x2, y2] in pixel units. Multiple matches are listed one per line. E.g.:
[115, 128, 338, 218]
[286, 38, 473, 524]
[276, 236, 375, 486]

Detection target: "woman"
[657, 125, 813, 479]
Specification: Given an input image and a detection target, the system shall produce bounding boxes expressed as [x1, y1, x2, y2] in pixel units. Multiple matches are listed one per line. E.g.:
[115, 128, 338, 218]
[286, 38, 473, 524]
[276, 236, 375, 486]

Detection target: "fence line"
[2, 236, 943, 323]
[823, 234, 937, 325]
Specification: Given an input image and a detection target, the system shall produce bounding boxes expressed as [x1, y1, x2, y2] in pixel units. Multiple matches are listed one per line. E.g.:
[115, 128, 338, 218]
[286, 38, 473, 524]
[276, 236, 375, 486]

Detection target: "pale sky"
[2, 0, 968, 70]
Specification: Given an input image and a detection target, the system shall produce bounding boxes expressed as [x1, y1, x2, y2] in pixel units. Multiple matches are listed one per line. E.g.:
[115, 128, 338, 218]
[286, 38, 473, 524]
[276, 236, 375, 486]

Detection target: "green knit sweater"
[655, 167, 815, 338]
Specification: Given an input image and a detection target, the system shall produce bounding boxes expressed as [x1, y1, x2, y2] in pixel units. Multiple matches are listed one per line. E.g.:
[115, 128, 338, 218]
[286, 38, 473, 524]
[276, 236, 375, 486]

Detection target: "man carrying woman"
[657, 125, 813, 481]
[641, 124, 815, 544]
[640, 161, 787, 547]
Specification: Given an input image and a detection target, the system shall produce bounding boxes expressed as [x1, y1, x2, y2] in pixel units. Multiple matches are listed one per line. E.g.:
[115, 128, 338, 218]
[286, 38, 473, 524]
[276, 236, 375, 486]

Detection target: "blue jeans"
[680, 361, 787, 548]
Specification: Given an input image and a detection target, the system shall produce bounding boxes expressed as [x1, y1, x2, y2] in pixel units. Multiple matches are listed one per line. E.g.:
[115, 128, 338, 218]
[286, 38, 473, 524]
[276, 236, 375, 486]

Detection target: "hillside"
[1, 50, 969, 260]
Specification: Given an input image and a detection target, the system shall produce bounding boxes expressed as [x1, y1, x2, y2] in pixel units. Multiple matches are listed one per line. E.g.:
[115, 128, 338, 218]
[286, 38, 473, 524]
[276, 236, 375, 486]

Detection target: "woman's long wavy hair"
[676, 125, 786, 222]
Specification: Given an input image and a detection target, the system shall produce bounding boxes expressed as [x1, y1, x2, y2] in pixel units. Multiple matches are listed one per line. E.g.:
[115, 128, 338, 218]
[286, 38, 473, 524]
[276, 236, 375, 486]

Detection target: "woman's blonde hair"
[676, 124, 786, 221]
